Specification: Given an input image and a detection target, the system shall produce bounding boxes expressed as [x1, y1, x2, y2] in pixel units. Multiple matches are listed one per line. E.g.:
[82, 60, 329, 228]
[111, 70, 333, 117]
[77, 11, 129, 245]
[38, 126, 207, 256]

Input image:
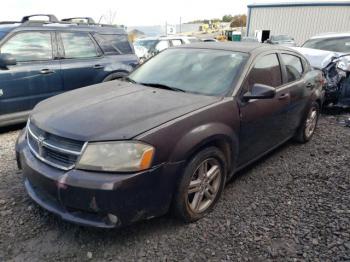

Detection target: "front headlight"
[76, 141, 155, 172]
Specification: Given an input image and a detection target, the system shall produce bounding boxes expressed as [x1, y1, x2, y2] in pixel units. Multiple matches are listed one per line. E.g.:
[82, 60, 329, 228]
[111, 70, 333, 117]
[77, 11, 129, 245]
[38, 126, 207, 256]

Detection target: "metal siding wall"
[248, 6, 350, 44]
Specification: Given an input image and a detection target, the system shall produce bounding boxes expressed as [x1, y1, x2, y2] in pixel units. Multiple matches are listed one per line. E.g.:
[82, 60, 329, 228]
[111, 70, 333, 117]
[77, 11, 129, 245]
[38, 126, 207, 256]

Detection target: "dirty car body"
[16, 43, 324, 228]
[295, 33, 350, 108]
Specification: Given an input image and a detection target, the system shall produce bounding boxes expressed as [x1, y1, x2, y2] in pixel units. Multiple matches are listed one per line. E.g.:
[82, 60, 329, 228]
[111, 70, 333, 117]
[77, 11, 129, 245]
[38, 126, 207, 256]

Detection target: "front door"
[238, 53, 291, 166]
[0, 31, 62, 117]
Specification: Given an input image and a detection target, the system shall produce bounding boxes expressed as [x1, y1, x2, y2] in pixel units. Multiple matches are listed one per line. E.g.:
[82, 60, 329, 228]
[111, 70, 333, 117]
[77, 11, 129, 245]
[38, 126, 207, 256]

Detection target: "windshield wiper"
[121, 76, 137, 84]
[140, 83, 186, 92]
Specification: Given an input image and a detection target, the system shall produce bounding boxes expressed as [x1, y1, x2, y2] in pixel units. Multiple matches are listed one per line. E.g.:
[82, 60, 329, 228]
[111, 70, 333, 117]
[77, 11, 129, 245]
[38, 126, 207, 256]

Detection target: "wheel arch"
[102, 70, 130, 82]
[168, 123, 239, 175]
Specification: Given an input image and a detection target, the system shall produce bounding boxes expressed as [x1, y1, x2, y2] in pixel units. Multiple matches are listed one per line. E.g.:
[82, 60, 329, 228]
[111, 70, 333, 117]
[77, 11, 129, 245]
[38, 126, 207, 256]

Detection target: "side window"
[93, 34, 133, 55]
[61, 32, 98, 59]
[155, 40, 169, 52]
[247, 54, 282, 89]
[1, 32, 52, 62]
[171, 39, 182, 46]
[281, 54, 303, 82]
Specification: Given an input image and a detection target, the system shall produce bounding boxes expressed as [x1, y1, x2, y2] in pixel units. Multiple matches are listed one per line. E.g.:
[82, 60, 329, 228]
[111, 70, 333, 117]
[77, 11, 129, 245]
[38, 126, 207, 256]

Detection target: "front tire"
[294, 102, 320, 143]
[172, 147, 226, 222]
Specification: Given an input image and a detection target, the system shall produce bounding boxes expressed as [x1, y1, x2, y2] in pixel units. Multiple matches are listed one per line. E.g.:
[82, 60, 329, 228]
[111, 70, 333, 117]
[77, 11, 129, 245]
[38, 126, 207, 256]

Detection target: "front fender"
[168, 122, 239, 167]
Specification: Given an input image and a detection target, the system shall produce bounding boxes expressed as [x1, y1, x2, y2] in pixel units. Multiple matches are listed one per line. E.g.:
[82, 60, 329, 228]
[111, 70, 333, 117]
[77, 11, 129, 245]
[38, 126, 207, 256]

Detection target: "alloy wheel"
[187, 158, 222, 214]
[305, 106, 318, 138]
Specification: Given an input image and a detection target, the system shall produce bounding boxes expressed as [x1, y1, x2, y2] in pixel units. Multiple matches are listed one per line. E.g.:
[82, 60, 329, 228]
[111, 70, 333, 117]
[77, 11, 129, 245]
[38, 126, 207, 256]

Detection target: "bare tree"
[103, 9, 117, 25]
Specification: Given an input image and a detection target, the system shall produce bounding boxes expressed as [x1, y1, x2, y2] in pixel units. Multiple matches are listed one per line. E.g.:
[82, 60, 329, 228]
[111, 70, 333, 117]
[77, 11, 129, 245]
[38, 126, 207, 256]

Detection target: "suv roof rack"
[21, 14, 59, 23]
[0, 15, 124, 31]
[62, 17, 96, 24]
[61, 17, 117, 28]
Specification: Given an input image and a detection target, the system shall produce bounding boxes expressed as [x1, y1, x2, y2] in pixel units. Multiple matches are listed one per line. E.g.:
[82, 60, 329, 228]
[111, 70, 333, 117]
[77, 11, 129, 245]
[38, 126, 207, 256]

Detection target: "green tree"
[222, 15, 233, 22]
[230, 14, 247, 27]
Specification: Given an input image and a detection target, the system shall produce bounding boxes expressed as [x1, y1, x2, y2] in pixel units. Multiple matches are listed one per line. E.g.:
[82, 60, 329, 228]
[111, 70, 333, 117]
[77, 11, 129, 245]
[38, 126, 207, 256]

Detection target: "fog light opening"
[107, 214, 118, 225]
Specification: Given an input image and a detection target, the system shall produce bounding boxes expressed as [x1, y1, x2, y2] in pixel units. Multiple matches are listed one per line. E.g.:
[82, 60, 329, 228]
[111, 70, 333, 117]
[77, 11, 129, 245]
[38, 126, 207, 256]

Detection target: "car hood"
[31, 81, 221, 141]
[292, 47, 344, 69]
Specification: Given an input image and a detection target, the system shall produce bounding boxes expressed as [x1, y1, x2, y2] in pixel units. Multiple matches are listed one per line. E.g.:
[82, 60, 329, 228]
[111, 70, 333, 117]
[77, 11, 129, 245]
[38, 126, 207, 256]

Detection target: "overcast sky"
[1, 0, 347, 26]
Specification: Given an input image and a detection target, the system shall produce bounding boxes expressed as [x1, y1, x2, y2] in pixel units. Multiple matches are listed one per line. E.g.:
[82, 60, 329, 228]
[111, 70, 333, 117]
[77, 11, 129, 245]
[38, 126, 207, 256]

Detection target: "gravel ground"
[0, 115, 349, 261]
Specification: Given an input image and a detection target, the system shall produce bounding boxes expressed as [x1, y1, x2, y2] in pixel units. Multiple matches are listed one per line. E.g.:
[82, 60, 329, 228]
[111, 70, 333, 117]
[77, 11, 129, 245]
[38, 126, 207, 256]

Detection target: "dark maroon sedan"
[16, 42, 324, 228]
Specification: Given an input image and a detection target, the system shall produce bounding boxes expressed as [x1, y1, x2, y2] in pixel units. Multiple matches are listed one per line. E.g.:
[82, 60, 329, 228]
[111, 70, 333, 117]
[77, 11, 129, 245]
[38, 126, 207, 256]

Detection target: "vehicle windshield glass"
[135, 40, 158, 51]
[129, 48, 248, 96]
[303, 37, 350, 53]
[273, 35, 291, 41]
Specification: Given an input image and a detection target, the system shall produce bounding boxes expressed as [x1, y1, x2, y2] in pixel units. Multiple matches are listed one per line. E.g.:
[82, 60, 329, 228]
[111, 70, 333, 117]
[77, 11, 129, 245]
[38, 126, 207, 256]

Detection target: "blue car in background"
[0, 15, 139, 127]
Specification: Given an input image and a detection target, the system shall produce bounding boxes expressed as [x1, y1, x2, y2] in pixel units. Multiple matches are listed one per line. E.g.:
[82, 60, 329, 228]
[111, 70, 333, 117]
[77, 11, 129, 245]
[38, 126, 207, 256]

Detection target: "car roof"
[0, 24, 20, 33]
[309, 32, 350, 39]
[0, 22, 127, 35]
[174, 42, 296, 55]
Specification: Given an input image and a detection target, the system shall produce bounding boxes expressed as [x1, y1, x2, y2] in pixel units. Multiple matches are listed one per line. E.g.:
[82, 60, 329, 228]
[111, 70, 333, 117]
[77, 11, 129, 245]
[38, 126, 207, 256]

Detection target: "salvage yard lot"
[0, 115, 349, 261]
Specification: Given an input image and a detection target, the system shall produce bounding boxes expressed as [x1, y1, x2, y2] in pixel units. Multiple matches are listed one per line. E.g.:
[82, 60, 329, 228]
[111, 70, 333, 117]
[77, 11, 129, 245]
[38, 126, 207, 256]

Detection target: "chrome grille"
[27, 120, 85, 170]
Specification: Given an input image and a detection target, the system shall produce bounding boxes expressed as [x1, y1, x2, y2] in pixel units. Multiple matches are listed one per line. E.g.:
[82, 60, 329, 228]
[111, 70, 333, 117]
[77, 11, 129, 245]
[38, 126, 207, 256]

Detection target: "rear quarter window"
[94, 34, 133, 55]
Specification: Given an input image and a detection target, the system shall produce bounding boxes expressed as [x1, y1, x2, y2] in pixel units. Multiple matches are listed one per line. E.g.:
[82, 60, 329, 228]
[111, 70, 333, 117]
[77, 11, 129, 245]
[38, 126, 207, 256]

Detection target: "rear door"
[237, 53, 291, 166]
[92, 33, 139, 70]
[0, 31, 62, 116]
[279, 52, 313, 132]
[58, 31, 105, 91]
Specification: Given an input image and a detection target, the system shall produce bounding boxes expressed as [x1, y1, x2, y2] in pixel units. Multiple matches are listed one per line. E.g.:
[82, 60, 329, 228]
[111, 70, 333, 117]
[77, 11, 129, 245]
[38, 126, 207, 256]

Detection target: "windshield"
[303, 37, 350, 53]
[129, 48, 248, 96]
[135, 40, 158, 51]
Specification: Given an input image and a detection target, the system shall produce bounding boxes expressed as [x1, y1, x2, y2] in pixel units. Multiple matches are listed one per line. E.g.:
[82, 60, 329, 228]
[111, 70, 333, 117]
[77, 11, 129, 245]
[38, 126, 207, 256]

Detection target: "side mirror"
[243, 83, 276, 101]
[0, 53, 16, 69]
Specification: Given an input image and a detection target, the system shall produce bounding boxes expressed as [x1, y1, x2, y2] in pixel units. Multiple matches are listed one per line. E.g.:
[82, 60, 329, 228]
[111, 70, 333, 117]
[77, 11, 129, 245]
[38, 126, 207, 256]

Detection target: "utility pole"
[179, 17, 182, 33]
[165, 21, 168, 36]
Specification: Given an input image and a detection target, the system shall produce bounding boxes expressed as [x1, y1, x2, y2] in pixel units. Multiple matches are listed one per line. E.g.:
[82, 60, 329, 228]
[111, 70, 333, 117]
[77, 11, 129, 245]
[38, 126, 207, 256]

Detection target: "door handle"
[40, 69, 55, 74]
[278, 93, 290, 100]
[306, 83, 314, 89]
[93, 64, 104, 69]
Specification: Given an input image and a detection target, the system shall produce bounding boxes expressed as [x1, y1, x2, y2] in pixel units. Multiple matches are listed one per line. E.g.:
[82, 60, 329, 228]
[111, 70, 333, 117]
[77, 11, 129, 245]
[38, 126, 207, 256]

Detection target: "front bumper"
[16, 130, 183, 228]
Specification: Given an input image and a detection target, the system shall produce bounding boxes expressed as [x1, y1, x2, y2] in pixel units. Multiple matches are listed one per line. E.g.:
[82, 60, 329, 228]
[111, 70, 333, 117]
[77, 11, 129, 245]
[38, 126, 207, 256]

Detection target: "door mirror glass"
[243, 83, 276, 101]
[0, 53, 17, 69]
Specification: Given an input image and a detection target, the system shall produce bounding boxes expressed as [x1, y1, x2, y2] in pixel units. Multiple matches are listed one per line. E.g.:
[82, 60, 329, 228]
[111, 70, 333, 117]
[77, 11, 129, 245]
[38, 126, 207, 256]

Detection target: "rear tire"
[172, 147, 226, 222]
[294, 102, 320, 143]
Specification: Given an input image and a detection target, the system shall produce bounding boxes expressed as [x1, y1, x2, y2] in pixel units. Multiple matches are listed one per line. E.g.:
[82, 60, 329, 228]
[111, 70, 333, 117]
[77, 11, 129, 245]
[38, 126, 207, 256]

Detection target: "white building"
[246, 1, 350, 44]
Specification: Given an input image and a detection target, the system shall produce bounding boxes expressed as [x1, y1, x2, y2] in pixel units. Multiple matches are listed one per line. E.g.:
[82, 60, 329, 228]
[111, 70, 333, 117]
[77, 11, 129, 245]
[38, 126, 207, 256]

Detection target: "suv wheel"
[172, 147, 226, 222]
[294, 102, 320, 143]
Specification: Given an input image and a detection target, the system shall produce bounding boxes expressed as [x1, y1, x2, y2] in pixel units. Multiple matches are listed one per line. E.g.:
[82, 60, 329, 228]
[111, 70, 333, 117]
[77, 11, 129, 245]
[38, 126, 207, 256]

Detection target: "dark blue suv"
[0, 15, 139, 127]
